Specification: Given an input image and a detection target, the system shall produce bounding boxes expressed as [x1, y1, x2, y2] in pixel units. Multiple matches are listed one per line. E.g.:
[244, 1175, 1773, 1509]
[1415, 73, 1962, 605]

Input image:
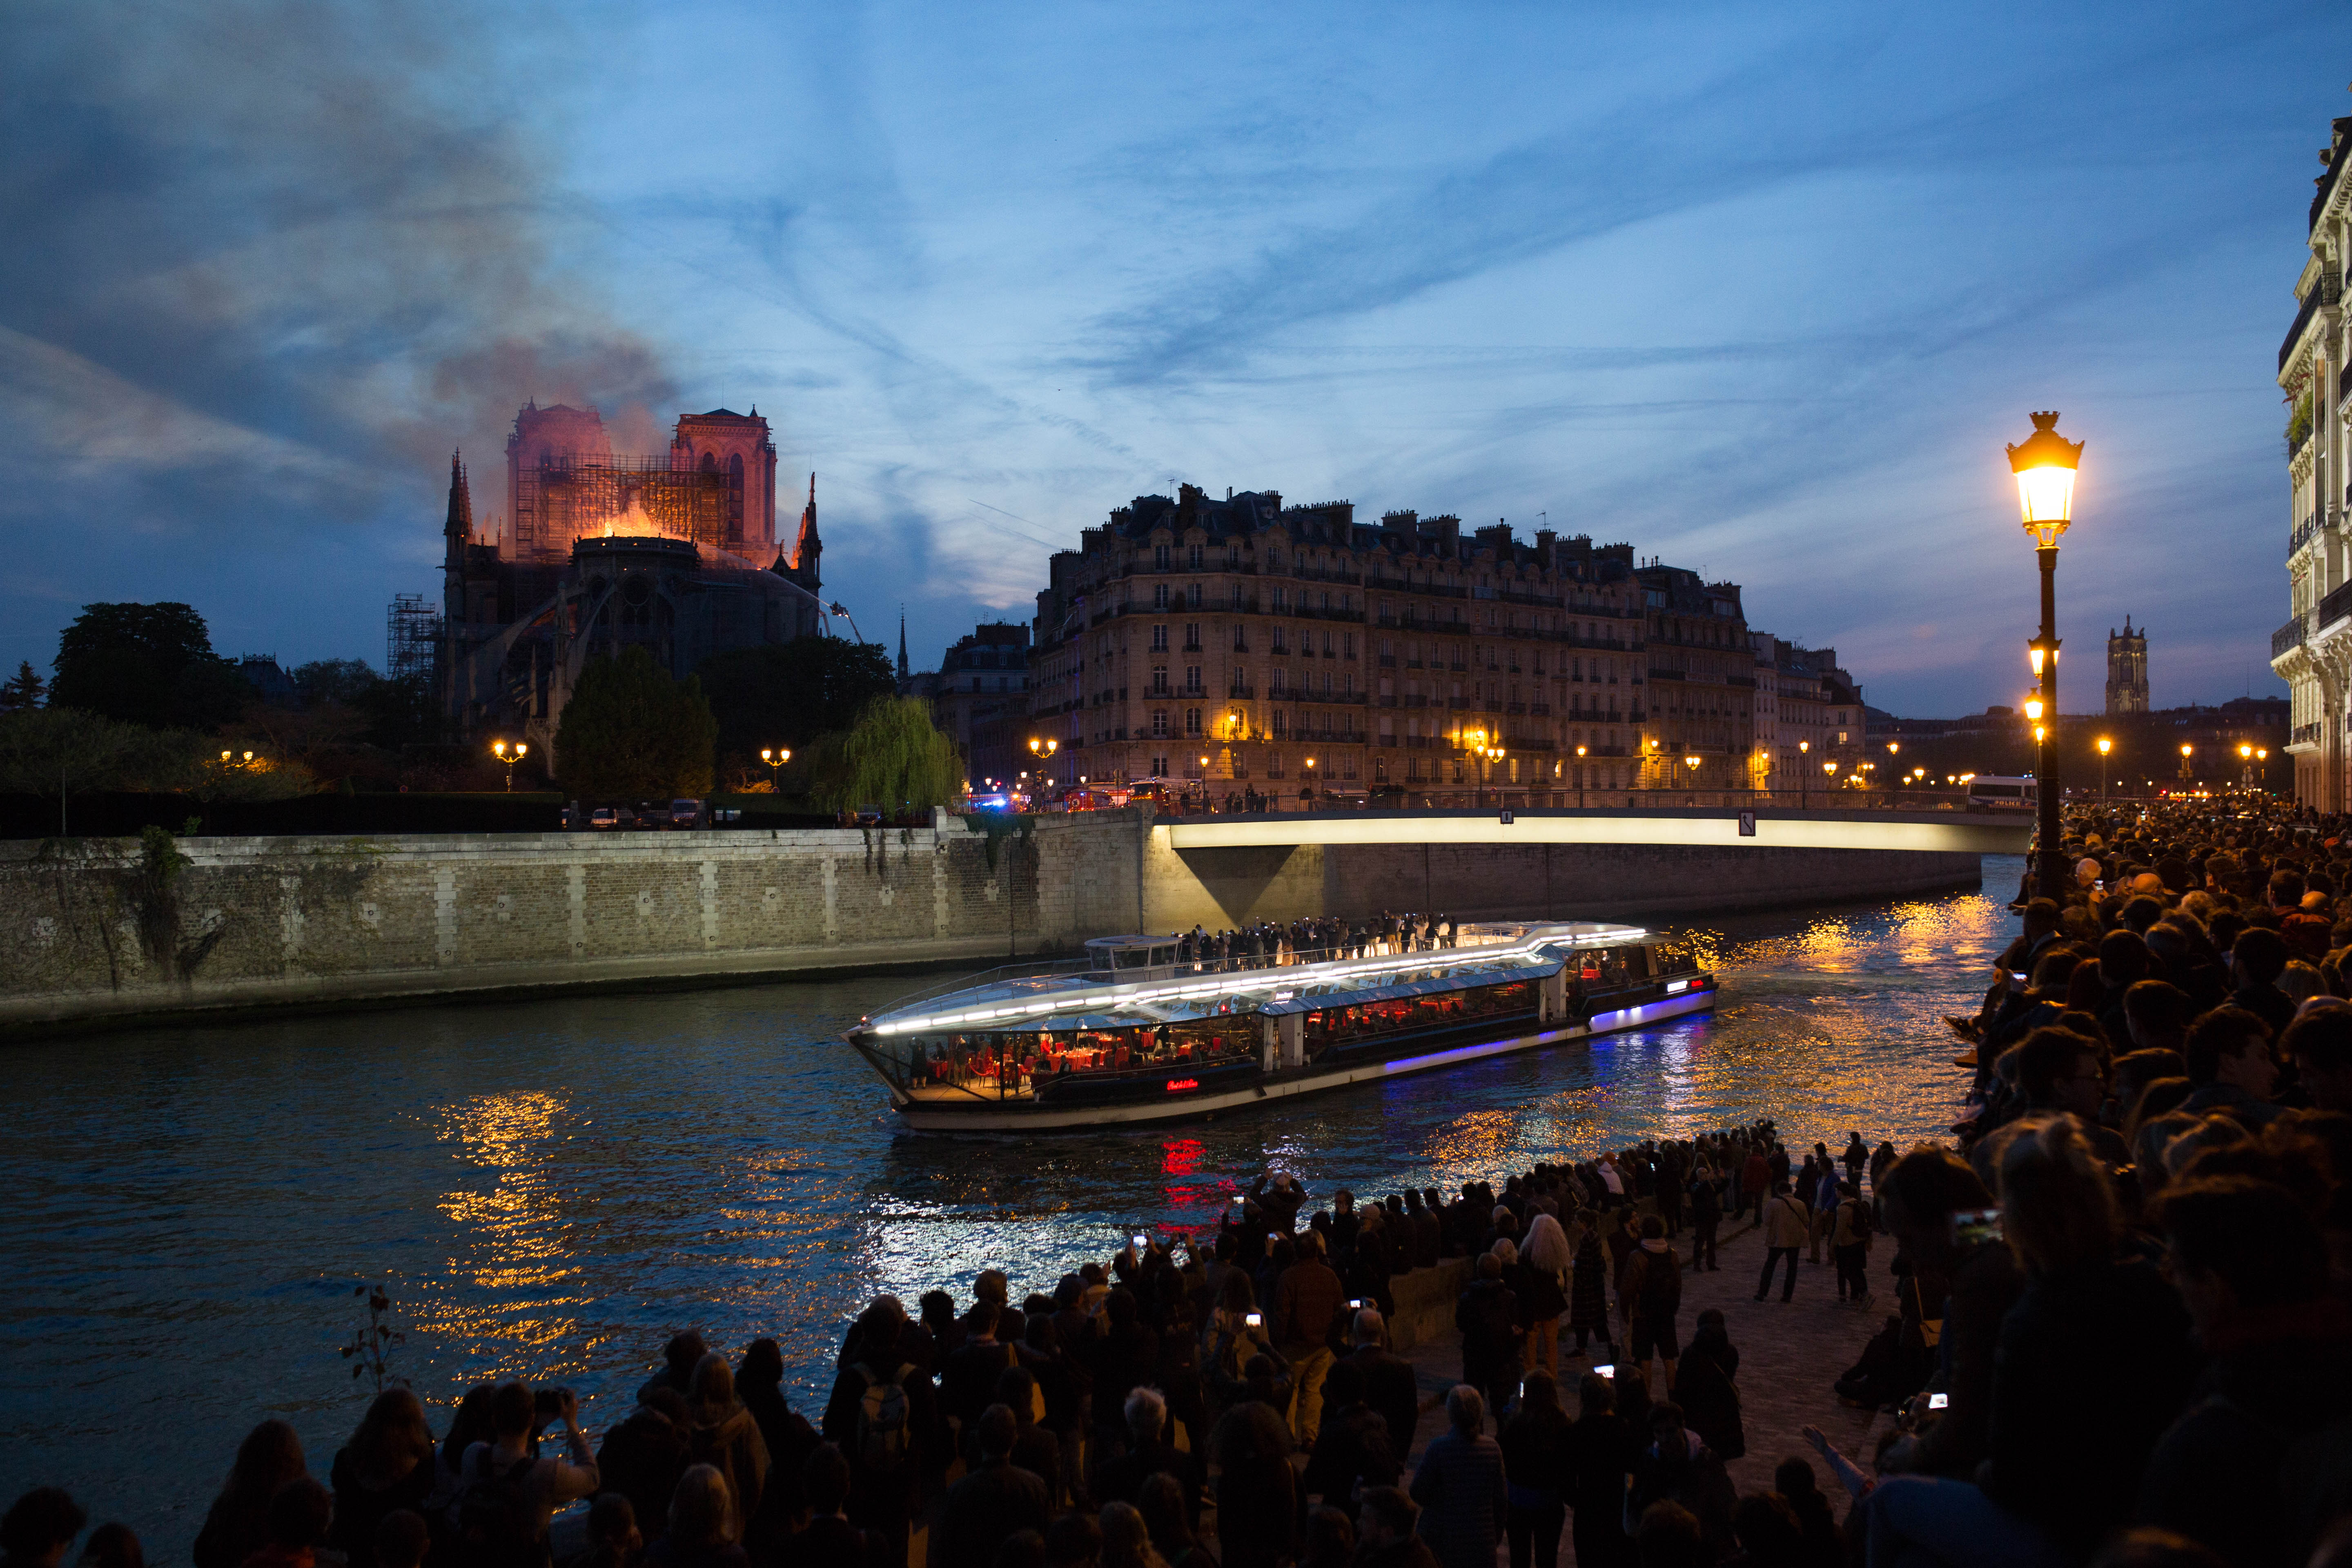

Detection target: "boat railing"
[872, 929, 1555, 1024]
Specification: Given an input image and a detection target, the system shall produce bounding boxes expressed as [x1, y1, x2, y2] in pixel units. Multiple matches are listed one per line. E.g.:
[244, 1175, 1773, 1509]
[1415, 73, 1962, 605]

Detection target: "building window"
[1185, 665, 1202, 693]
[1188, 584, 1203, 608]
[1152, 710, 1168, 737]
[1272, 587, 1288, 612]
[1184, 623, 1201, 650]
[1154, 584, 1169, 610]
[1272, 626, 1288, 653]
[1151, 755, 1168, 776]
[1233, 624, 1249, 651]
[1154, 544, 1170, 570]
[1152, 624, 1168, 651]
[1185, 707, 1202, 736]
[1343, 633, 1356, 659]
[1271, 668, 1287, 695]
[1188, 544, 1203, 570]
[1342, 755, 1358, 780]
[1151, 667, 1168, 695]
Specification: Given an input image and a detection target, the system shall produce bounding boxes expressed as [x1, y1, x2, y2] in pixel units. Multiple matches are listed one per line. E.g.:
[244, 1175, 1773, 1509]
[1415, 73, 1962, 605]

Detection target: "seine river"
[0, 857, 2019, 1557]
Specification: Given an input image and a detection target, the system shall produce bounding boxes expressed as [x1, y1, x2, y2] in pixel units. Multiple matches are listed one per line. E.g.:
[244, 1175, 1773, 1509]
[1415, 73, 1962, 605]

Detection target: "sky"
[3, 1, 2346, 718]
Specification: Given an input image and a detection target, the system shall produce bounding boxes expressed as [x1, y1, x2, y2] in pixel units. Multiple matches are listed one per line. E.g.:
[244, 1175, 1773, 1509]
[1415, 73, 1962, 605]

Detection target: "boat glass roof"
[856, 922, 1646, 1038]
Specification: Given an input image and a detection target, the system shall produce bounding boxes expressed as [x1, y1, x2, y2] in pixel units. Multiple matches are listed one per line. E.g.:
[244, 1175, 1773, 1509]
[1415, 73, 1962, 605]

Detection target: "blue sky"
[3, 1, 2345, 716]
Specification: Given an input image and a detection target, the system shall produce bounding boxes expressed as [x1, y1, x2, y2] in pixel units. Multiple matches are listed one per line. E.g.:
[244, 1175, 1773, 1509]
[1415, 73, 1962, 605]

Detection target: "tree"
[697, 638, 895, 772]
[809, 695, 962, 815]
[49, 602, 256, 731]
[0, 661, 45, 713]
[292, 659, 380, 707]
[554, 646, 718, 800]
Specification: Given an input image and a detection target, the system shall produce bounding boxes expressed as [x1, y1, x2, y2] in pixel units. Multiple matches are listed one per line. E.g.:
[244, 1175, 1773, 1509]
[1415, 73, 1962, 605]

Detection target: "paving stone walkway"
[1394, 1214, 1893, 1557]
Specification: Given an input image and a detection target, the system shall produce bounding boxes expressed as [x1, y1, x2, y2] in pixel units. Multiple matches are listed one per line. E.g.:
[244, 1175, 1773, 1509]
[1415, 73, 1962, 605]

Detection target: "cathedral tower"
[2106, 617, 2149, 714]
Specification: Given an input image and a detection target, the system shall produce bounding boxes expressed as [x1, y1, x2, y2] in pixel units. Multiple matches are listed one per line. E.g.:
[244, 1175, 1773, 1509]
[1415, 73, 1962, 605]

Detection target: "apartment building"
[2271, 102, 2352, 808]
[1025, 484, 1760, 800]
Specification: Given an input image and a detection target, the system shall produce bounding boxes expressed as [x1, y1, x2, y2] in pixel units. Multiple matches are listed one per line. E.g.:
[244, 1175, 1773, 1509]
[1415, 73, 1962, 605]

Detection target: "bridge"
[1158, 804, 2032, 856]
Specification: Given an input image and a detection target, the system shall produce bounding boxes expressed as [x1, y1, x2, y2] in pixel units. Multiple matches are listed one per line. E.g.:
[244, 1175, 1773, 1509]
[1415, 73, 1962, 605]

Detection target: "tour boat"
[844, 922, 1715, 1132]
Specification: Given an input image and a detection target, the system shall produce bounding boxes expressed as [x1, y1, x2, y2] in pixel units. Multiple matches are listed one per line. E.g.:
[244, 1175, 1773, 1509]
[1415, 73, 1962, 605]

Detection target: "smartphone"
[1952, 1207, 2003, 1247]
[1348, 1298, 1365, 1310]
[1232, 1196, 1246, 1210]
[1131, 1233, 1148, 1251]
[1245, 1311, 1263, 1327]
[2010, 972, 2028, 984]
[1593, 1363, 1615, 1378]
[1928, 1393, 1950, 1411]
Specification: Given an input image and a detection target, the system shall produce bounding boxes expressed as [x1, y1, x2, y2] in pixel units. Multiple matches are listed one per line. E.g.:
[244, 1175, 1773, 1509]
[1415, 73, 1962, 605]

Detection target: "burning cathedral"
[439, 401, 828, 754]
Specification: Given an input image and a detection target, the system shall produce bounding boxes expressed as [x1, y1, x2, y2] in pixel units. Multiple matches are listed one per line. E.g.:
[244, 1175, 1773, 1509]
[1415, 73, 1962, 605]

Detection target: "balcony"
[2293, 722, 2322, 747]
[2291, 515, 2321, 559]
[2321, 581, 2352, 634]
[2276, 613, 2310, 658]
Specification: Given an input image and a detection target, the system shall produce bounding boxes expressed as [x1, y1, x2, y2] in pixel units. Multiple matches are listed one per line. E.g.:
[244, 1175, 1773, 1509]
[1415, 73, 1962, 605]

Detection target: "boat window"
[1306, 980, 1536, 1053]
[1151, 946, 1175, 965]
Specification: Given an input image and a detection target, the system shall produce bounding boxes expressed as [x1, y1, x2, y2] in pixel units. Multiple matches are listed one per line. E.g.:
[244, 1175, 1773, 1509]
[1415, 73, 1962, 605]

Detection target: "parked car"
[588, 806, 619, 829]
[670, 798, 702, 827]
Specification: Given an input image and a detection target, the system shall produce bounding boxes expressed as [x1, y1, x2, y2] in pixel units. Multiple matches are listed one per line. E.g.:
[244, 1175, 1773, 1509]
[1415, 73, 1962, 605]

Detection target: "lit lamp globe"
[2007, 412, 2083, 547]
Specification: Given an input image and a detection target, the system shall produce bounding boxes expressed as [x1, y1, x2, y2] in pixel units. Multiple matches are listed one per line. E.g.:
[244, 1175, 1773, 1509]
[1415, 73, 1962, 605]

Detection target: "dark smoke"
[0, 0, 679, 536]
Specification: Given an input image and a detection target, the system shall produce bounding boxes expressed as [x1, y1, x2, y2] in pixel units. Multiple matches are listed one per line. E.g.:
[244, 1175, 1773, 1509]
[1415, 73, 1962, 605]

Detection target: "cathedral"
[439, 401, 827, 757]
[2107, 616, 2150, 715]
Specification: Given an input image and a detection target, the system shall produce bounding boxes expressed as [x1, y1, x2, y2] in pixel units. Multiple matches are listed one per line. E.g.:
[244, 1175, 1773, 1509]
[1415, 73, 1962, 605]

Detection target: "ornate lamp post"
[1575, 744, 1588, 811]
[490, 739, 528, 792]
[2238, 743, 2254, 792]
[2096, 737, 2111, 803]
[2178, 742, 2193, 790]
[1799, 739, 1810, 809]
[760, 746, 791, 792]
[1683, 753, 1700, 797]
[1028, 735, 1058, 795]
[2008, 410, 2084, 898]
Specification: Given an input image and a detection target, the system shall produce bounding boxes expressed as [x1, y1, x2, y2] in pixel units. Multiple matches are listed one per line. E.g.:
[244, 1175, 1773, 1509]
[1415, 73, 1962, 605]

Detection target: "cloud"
[0, 0, 681, 518]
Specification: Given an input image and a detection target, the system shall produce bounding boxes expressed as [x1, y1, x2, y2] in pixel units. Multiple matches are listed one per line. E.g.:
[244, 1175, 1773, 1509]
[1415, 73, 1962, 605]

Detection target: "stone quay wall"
[0, 811, 1979, 1031]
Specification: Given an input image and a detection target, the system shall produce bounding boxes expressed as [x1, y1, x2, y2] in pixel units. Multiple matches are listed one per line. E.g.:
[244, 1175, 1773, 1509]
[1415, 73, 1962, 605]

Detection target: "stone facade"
[2272, 102, 2352, 808]
[1028, 489, 1784, 803]
[2106, 617, 2150, 715]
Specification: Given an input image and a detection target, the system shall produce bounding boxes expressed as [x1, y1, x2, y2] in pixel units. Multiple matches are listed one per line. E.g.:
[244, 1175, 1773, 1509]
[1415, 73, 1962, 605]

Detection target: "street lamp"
[760, 746, 791, 791]
[2238, 742, 2254, 791]
[2008, 409, 2084, 898]
[1799, 739, 1810, 809]
[490, 739, 528, 792]
[1683, 754, 1700, 797]
[2178, 743, 2193, 789]
[2096, 736, 2111, 802]
[1575, 744, 1588, 811]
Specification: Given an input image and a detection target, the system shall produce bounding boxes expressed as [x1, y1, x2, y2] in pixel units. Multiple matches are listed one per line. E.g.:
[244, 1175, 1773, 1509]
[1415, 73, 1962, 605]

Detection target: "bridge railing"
[1143, 787, 1991, 817]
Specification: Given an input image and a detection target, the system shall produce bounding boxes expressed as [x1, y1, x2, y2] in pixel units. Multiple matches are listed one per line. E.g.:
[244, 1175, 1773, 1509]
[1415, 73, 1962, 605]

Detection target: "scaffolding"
[513, 453, 735, 556]
[388, 592, 443, 685]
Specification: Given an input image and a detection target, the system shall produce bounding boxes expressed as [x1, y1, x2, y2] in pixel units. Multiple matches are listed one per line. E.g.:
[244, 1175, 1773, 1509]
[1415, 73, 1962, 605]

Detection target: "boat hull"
[887, 986, 1716, 1133]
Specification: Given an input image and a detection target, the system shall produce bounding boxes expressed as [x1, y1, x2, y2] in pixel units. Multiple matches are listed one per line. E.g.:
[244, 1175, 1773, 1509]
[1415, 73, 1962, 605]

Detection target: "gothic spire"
[897, 606, 909, 680]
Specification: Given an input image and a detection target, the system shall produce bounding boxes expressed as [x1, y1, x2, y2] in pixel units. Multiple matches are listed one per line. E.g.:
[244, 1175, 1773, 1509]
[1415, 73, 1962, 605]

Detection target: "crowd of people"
[1167, 915, 1462, 973]
[11, 799, 2352, 1568]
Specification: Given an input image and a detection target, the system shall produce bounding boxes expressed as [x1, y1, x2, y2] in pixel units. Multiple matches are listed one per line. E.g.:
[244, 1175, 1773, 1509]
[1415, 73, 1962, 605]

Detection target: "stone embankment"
[0, 808, 1979, 1032]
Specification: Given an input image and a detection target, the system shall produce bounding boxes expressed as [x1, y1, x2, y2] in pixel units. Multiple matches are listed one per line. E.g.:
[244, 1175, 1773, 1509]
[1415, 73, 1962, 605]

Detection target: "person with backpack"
[1616, 1217, 1683, 1394]
[1454, 1253, 1523, 1428]
[450, 1382, 598, 1568]
[820, 1301, 935, 1568]
[1755, 1183, 1811, 1304]
[1830, 1181, 1874, 1305]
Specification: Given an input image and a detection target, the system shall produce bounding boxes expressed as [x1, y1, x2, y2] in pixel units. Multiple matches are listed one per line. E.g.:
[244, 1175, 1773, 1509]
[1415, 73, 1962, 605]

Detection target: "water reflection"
[0, 859, 2021, 1562]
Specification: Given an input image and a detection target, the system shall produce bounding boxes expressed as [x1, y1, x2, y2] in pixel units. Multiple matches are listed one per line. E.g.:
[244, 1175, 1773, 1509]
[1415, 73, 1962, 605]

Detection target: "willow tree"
[814, 695, 962, 815]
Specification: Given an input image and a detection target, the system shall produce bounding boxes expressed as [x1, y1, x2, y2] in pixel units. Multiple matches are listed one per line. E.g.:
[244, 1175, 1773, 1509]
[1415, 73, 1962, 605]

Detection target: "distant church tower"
[2106, 617, 2149, 714]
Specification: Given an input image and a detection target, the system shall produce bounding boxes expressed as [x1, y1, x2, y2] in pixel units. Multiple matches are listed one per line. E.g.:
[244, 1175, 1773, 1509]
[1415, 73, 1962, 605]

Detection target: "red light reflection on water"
[1158, 1136, 1232, 1230]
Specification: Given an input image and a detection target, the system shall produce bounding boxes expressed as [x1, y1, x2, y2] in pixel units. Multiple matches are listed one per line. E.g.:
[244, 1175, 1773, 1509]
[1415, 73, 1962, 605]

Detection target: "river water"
[0, 856, 2019, 1557]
